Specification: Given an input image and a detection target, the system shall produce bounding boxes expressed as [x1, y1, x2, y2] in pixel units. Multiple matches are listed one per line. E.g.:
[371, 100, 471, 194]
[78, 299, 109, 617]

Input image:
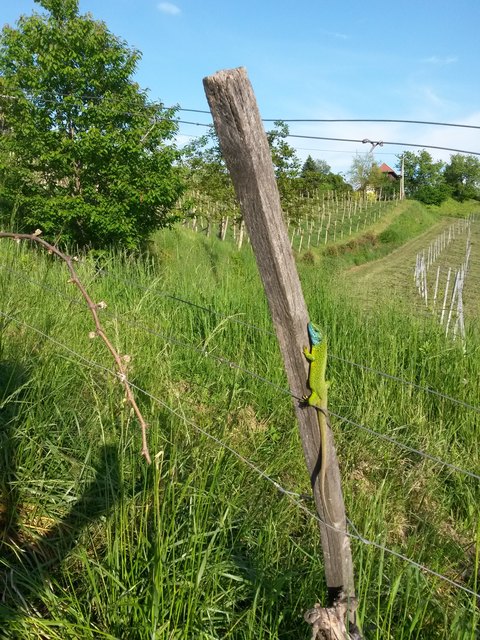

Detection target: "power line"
[284, 133, 480, 157]
[4, 95, 479, 132]
[0, 308, 477, 601]
[179, 109, 480, 131]
[293, 146, 398, 157]
[176, 120, 480, 157]
[267, 119, 480, 130]
[3, 93, 479, 156]
[176, 126, 399, 156]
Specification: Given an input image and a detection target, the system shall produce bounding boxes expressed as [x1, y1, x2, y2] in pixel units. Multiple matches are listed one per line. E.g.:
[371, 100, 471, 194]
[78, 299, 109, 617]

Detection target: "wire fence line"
[330, 411, 480, 481]
[2, 260, 479, 415]
[0, 308, 478, 601]
[94, 277, 480, 412]
[0, 296, 480, 480]
[1, 306, 479, 482]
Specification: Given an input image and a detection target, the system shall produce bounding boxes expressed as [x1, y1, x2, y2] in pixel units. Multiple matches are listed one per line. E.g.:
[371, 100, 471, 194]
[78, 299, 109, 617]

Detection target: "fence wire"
[0, 308, 478, 601]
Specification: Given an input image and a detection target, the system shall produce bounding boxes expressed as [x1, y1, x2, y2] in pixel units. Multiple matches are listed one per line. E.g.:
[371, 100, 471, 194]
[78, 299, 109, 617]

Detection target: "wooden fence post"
[203, 67, 359, 638]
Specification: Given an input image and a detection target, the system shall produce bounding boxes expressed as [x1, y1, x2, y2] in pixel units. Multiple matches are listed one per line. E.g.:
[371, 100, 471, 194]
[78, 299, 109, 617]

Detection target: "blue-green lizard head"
[307, 322, 323, 346]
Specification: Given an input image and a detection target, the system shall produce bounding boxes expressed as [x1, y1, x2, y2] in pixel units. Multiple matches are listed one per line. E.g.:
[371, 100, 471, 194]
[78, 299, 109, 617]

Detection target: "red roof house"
[379, 163, 400, 181]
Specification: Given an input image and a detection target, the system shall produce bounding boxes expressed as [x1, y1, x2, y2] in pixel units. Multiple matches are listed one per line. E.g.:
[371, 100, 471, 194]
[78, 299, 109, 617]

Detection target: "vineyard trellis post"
[203, 67, 360, 639]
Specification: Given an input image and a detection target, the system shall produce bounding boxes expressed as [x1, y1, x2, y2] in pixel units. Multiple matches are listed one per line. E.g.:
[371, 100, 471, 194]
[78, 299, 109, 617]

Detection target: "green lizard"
[303, 322, 332, 522]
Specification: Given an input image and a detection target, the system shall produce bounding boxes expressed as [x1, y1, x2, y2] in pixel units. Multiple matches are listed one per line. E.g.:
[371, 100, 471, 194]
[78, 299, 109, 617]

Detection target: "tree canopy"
[444, 154, 480, 202]
[348, 153, 376, 191]
[0, 0, 183, 249]
[182, 121, 304, 212]
[300, 155, 350, 194]
[397, 151, 449, 205]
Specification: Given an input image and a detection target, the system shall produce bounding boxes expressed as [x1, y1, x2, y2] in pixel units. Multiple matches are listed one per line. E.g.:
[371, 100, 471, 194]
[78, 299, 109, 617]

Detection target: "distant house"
[379, 162, 400, 181]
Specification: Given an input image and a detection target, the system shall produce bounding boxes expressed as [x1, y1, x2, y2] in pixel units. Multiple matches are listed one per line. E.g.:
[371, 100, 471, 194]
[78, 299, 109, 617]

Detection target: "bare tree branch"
[0, 230, 152, 464]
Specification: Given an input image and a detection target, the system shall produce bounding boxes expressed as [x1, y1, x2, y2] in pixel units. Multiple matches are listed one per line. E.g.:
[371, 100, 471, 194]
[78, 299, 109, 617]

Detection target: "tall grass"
[0, 227, 478, 638]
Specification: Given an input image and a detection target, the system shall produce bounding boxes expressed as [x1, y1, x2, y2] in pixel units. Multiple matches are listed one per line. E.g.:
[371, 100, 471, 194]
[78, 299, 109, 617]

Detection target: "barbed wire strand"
[329, 411, 480, 481]
[129, 383, 480, 600]
[0, 308, 478, 600]
[1, 306, 479, 485]
[1, 260, 480, 416]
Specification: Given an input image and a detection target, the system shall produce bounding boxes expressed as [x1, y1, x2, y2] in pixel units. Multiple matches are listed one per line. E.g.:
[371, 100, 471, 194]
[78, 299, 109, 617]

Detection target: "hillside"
[340, 200, 480, 319]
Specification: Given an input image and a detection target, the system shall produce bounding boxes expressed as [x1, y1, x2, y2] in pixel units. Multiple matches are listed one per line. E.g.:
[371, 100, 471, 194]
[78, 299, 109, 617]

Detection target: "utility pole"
[400, 154, 405, 200]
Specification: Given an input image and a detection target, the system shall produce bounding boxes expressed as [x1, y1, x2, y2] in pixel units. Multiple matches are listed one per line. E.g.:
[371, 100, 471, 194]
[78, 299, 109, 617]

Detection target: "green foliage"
[181, 127, 237, 217]
[348, 152, 376, 191]
[265, 120, 301, 181]
[300, 155, 350, 195]
[264, 120, 301, 215]
[181, 121, 305, 224]
[376, 200, 438, 245]
[36, 0, 78, 20]
[300, 154, 319, 177]
[0, 0, 183, 249]
[429, 197, 480, 218]
[398, 151, 449, 205]
[444, 154, 480, 202]
[368, 165, 399, 197]
[348, 154, 399, 198]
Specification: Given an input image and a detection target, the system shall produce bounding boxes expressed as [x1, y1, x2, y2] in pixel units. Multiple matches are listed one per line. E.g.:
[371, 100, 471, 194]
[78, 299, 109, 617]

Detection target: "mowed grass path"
[341, 214, 480, 320]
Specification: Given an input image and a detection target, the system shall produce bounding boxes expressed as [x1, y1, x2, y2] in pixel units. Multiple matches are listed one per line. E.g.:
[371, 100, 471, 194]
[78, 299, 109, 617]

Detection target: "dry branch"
[0, 230, 151, 463]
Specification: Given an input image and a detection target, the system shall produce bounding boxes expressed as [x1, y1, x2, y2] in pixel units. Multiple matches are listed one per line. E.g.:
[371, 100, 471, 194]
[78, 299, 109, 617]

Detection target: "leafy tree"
[348, 153, 401, 198]
[368, 165, 399, 197]
[181, 127, 234, 203]
[300, 155, 328, 193]
[301, 155, 318, 175]
[301, 155, 331, 177]
[348, 153, 376, 191]
[300, 155, 350, 195]
[180, 126, 238, 236]
[397, 151, 449, 205]
[183, 121, 303, 222]
[0, 0, 183, 249]
[266, 120, 301, 182]
[444, 154, 480, 201]
[313, 159, 332, 176]
[265, 120, 302, 216]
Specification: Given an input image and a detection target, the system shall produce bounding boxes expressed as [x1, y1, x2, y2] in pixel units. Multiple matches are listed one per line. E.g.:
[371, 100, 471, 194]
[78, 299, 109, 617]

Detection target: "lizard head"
[307, 322, 323, 346]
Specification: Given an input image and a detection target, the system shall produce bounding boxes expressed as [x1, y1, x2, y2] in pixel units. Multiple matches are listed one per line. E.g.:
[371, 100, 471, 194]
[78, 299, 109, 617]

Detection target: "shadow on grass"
[0, 360, 29, 550]
[0, 361, 122, 628]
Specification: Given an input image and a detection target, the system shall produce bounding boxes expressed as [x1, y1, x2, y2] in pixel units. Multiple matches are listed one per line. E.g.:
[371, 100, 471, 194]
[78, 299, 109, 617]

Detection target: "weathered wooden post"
[204, 67, 360, 639]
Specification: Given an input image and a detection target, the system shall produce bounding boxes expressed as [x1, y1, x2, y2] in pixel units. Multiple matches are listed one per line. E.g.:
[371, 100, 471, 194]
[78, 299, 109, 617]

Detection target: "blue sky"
[3, 0, 480, 175]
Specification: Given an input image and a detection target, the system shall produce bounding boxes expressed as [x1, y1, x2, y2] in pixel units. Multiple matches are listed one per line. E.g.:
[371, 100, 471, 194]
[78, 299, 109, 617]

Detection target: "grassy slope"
[320, 200, 443, 270]
[0, 217, 478, 638]
[338, 199, 480, 320]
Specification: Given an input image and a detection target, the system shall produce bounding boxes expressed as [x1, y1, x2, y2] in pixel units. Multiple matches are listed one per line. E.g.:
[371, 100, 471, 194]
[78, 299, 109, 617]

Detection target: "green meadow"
[0, 199, 479, 639]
